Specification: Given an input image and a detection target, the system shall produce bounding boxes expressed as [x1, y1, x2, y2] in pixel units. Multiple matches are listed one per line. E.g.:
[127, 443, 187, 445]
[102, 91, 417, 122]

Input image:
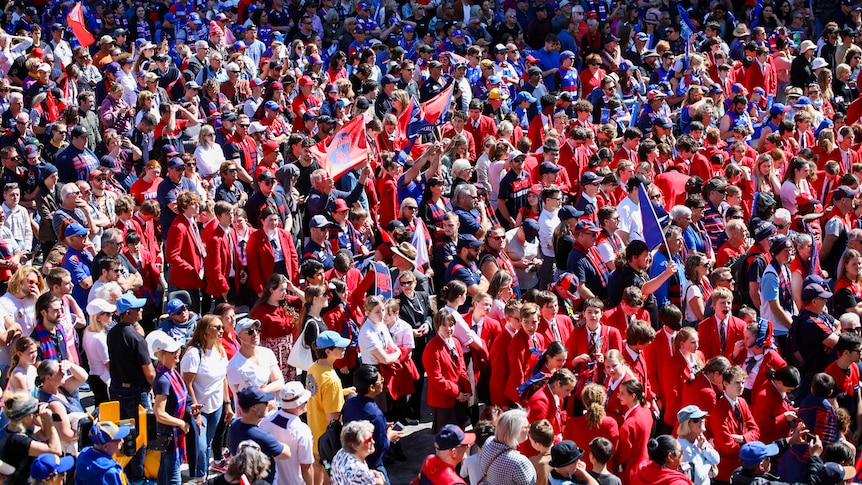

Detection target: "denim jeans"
[158, 442, 181, 485]
[190, 407, 223, 478]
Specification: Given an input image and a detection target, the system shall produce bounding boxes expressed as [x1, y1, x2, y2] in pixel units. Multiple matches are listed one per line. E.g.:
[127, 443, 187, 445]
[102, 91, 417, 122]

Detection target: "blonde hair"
[6, 266, 43, 297]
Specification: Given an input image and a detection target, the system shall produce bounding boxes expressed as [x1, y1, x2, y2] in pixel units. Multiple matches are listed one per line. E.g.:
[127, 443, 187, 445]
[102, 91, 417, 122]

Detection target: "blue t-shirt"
[227, 420, 284, 484]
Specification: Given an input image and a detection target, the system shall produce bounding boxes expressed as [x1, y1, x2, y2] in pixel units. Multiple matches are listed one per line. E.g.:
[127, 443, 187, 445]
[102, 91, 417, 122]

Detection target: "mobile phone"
[805, 432, 815, 443]
[392, 422, 405, 432]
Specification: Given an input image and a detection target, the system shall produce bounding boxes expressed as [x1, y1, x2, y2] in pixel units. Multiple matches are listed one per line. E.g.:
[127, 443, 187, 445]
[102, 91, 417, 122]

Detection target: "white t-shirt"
[82, 330, 110, 385]
[0, 294, 36, 367]
[682, 282, 703, 323]
[358, 319, 395, 365]
[259, 410, 315, 485]
[616, 196, 643, 243]
[194, 144, 227, 178]
[181, 345, 229, 414]
[227, 346, 279, 396]
[387, 319, 415, 349]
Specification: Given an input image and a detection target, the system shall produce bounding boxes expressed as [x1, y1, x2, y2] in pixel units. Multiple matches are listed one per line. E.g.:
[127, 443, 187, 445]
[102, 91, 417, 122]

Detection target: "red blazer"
[567, 324, 623, 382]
[681, 374, 722, 426]
[489, 328, 516, 408]
[653, 170, 691, 212]
[440, 125, 477, 162]
[601, 307, 650, 342]
[123, 247, 160, 303]
[165, 215, 204, 290]
[462, 312, 502, 348]
[661, 351, 705, 427]
[698, 314, 747, 361]
[810, 171, 839, 206]
[505, 331, 547, 404]
[133, 212, 161, 264]
[622, 347, 655, 402]
[752, 378, 795, 445]
[732, 349, 787, 394]
[522, 384, 564, 457]
[645, 329, 675, 405]
[247, 227, 299, 295]
[204, 224, 239, 297]
[422, 335, 471, 408]
[612, 146, 639, 170]
[562, 414, 619, 471]
[465, 115, 497, 152]
[709, 396, 760, 482]
[325, 267, 363, 299]
[114, 217, 145, 249]
[605, 370, 637, 426]
[538, 314, 573, 347]
[616, 405, 653, 484]
[527, 114, 549, 152]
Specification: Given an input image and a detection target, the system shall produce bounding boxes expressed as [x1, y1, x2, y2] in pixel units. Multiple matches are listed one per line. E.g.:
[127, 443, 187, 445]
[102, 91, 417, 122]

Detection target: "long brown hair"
[182, 315, 226, 360]
[7, 337, 37, 379]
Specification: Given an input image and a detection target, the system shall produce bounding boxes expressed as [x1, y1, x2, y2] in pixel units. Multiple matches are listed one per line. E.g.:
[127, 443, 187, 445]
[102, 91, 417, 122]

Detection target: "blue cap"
[539, 161, 562, 175]
[164, 12, 177, 23]
[769, 103, 787, 116]
[580, 171, 603, 185]
[316, 330, 351, 348]
[794, 96, 811, 108]
[516, 91, 536, 104]
[167, 157, 185, 169]
[656, 116, 673, 128]
[452, 29, 464, 37]
[116, 292, 147, 313]
[264, 100, 282, 111]
[64, 222, 89, 238]
[488, 75, 501, 84]
[233, 41, 247, 50]
[560, 50, 575, 60]
[677, 405, 708, 423]
[166, 298, 187, 315]
[40, 163, 57, 179]
[235, 317, 261, 333]
[238, 387, 275, 409]
[573, 220, 600, 233]
[30, 454, 75, 481]
[89, 420, 131, 445]
[558, 205, 584, 221]
[739, 441, 780, 467]
[404, 24, 414, 32]
[619, 60, 637, 71]
[457, 234, 484, 250]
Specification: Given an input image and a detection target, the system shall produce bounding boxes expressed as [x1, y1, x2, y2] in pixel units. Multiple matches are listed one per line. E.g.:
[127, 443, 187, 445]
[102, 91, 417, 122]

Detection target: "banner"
[307, 115, 368, 180]
[397, 83, 455, 142]
[67, 2, 95, 48]
[638, 184, 666, 251]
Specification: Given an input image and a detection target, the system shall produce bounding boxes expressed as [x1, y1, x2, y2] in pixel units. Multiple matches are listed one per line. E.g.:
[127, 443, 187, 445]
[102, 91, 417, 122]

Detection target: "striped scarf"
[773, 260, 794, 314]
[491, 248, 521, 297]
[33, 322, 61, 361]
[662, 251, 683, 308]
[585, 246, 610, 288]
[156, 364, 189, 464]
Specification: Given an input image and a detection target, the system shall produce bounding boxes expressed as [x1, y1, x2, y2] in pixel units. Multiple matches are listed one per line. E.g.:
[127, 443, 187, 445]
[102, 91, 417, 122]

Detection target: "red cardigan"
[616, 405, 653, 485]
[752, 379, 795, 445]
[698, 314, 747, 361]
[422, 335, 470, 408]
[709, 396, 760, 482]
[165, 214, 204, 290]
[246, 227, 299, 295]
[489, 328, 516, 408]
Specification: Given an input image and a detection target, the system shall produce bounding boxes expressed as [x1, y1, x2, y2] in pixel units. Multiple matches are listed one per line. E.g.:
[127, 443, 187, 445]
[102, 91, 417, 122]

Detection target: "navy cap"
[435, 424, 476, 450]
[167, 157, 185, 169]
[457, 234, 484, 250]
[816, 463, 857, 485]
[580, 171, 603, 185]
[802, 283, 833, 300]
[549, 440, 584, 468]
[264, 100, 282, 111]
[539, 161, 562, 175]
[573, 220, 600, 234]
[523, 218, 539, 243]
[833, 185, 859, 200]
[237, 387, 275, 409]
[770, 235, 793, 255]
[753, 221, 776, 242]
[558, 205, 584, 221]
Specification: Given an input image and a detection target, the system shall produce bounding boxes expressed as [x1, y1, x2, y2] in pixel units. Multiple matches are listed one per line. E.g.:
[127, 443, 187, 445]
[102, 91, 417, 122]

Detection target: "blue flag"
[638, 184, 665, 251]
[750, 0, 764, 28]
[677, 4, 696, 41]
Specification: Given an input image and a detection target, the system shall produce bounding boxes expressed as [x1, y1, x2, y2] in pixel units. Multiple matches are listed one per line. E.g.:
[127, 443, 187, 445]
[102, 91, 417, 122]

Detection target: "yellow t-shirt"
[306, 361, 345, 455]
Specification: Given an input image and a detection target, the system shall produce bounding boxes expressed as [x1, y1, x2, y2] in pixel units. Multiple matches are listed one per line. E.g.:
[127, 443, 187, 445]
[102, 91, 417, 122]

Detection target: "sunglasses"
[246, 327, 261, 335]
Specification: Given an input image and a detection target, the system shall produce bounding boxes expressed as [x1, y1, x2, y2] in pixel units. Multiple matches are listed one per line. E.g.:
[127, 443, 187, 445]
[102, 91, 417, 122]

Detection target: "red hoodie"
[630, 462, 693, 485]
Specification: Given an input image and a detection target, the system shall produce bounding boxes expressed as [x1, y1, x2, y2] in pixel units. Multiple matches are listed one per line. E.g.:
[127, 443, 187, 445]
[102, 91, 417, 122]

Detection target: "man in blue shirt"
[61, 223, 94, 310]
[55, 126, 100, 183]
[156, 157, 197, 237]
[532, 33, 561, 91]
[228, 387, 291, 484]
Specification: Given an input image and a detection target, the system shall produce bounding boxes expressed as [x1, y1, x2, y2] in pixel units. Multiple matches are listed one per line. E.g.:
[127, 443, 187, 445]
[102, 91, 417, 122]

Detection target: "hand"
[339, 366, 350, 374]
[182, 422, 191, 434]
[809, 434, 823, 456]
[457, 392, 471, 402]
[732, 340, 746, 356]
[387, 429, 403, 442]
[573, 460, 590, 480]
[223, 407, 235, 423]
[665, 261, 678, 276]
[784, 410, 798, 422]
[731, 434, 745, 444]
[195, 414, 204, 429]
[788, 422, 808, 446]
[38, 404, 53, 427]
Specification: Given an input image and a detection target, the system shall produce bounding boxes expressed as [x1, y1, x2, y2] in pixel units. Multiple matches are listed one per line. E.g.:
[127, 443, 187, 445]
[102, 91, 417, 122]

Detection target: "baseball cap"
[769, 103, 788, 116]
[86, 298, 116, 316]
[677, 405, 708, 423]
[488, 88, 508, 100]
[310, 215, 333, 229]
[539, 161, 562, 175]
[299, 75, 315, 86]
[626, 174, 652, 191]
[580, 171, 603, 185]
[573, 220, 600, 234]
[30, 455, 75, 482]
[116, 292, 147, 313]
[166, 298, 187, 315]
[549, 440, 584, 468]
[739, 441, 780, 467]
[238, 387, 275, 409]
[264, 100, 282, 111]
[248, 122, 267, 134]
[251, 78, 265, 88]
[235, 317, 260, 333]
[64, 222, 89, 238]
[833, 185, 859, 200]
[146, 330, 181, 358]
[317, 330, 351, 348]
[647, 89, 667, 101]
[457, 234, 484, 250]
[488, 75, 501, 84]
[435, 424, 476, 450]
[24, 144, 39, 158]
[167, 157, 185, 169]
[333, 199, 350, 213]
[516, 91, 536, 104]
[558, 206, 584, 221]
[816, 463, 857, 485]
[802, 283, 833, 300]
[655, 116, 673, 128]
[89, 420, 131, 445]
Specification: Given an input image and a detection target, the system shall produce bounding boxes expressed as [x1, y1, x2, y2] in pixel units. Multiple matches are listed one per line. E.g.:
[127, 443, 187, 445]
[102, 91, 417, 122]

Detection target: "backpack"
[784, 314, 805, 368]
[317, 418, 343, 475]
[730, 251, 762, 309]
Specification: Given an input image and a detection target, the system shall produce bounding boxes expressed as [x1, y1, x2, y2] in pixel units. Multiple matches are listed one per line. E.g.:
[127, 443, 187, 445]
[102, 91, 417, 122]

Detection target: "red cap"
[334, 198, 349, 212]
[299, 76, 315, 86]
[586, 11, 598, 19]
[796, 192, 819, 207]
[262, 140, 279, 157]
[88, 168, 106, 180]
[529, 183, 543, 195]
[31, 47, 45, 59]
[525, 55, 539, 63]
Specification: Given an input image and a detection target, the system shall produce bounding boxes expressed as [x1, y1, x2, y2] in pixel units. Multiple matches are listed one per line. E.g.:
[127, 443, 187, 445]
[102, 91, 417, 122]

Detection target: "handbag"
[149, 431, 173, 453]
[287, 319, 318, 371]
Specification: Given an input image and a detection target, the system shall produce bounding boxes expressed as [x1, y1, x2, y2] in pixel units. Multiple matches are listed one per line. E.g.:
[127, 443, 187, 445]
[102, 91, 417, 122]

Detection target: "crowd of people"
[5, 0, 862, 484]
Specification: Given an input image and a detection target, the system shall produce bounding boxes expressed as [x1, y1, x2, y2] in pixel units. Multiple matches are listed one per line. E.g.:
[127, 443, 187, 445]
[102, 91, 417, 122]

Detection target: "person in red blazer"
[536, 291, 574, 346]
[489, 302, 521, 409]
[165, 192, 205, 312]
[601, 288, 650, 341]
[681, 356, 730, 436]
[422, 310, 472, 432]
[615, 380, 653, 485]
[731, 318, 788, 397]
[505, 303, 547, 405]
[621, 321, 659, 414]
[134, 202, 162, 265]
[604, 350, 638, 426]
[709, 366, 760, 483]
[521, 369, 577, 457]
[465, 102, 497, 152]
[645, 316, 678, 416]
[247, 206, 299, 296]
[568, 299, 623, 384]
[123, 231, 162, 311]
[752, 365, 800, 445]
[653, 167, 691, 212]
[562, 383, 619, 471]
[463, 293, 502, 404]
[698, 287, 747, 360]
[204, 201, 240, 304]
[661, 327, 706, 433]
[113, 196, 145, 249]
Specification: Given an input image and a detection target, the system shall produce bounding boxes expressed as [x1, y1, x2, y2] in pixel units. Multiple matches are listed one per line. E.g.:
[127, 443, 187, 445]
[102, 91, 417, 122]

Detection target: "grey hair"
[8, 92, 22, 103]
[341, 420, 375, 453]
[773, 208, 791, 225]
[93, 282, 123, 303]
[60, 183, 80, 199]
[840, 313, 861, 329]
[101, 228, 122, 245]
[793, 232, 813, 247]
[669, 205, 691, 221]
[226, 441, 271, 481]
[495, 409, 528, 449]
[453, 183, 477, 207]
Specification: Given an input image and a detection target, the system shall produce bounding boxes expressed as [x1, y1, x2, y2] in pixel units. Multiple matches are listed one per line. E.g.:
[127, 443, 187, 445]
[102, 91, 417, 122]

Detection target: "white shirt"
[226, 346, 280, 399]
[82, 330, 110, 385]
[2, 203, 33, 250]
[193, 144, 226, 178]
[181, 345, 229, 414]
[259, 410, 315, 485]
[538, 208, 560, 257]
[616, 196, 643, 243]
[358, 319, 396, 365]
[444, 305, 479, 351]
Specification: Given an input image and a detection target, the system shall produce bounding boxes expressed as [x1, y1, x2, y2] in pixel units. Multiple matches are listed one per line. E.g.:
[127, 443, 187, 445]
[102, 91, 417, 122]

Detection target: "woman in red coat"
[616, 380, 653, 485]
[247, 206, 299, 296]
[521, 368, 577, 457]
[661, 327, 705, 432]
[422, 309, 472, 433]
[563, 383, 619, 471]
[752, 365, 801, 445]
[604, 349, 637, 426]
[251, 273, 302, 383]
[631, 435, 694, 485]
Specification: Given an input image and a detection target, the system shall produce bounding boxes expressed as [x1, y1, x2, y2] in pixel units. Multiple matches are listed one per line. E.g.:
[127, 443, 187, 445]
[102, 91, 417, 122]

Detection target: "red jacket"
[465, 115, 497, 152]
[523, 384, 564, 457]
[645, 329, 675, 405]
[562, 414, 619, 471]
[419, 454, 467, 485]
[631, 462, 693, 485]
[538, 314, 573, 347]
[422, 335, 471, 408]
[612, 146, 639, 170]
[123, 247, 161, 304]
[247, 227, 299, 295]
[752, 377, 796, 445]
[681, 373, 722, 435]
[709, 396, 760, 482]
[375, 172, 399, 229]
[489, 328, 516, 408]
[505, 331, 547, 404]
[204, 224, 240, 297]
[440, 125, 477, 162]
[605, 370, 637, 426]
[743, 61, 777, 98]
[661, 351, 705, 427]
[653, 169, 691, 212]
[165, 215, 204, 290]
[622, 347, 656, 402]
[731, 349, 787, 393]
[567, 324, 623, 382]
[463, 312, 502, 349]
[698, 314, 747, 361]
[616, 405, 653, 484]
[527, 114, 549, 152]
[601, 307, 649, 343]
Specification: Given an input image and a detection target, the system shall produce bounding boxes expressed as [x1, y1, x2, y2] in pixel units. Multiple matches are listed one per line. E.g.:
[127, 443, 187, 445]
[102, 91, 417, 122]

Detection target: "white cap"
[248, 122, 267, 134]
[86, 298, 116, 315]
[280, 382, 312, 409]
[146, 330, 181, 359]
